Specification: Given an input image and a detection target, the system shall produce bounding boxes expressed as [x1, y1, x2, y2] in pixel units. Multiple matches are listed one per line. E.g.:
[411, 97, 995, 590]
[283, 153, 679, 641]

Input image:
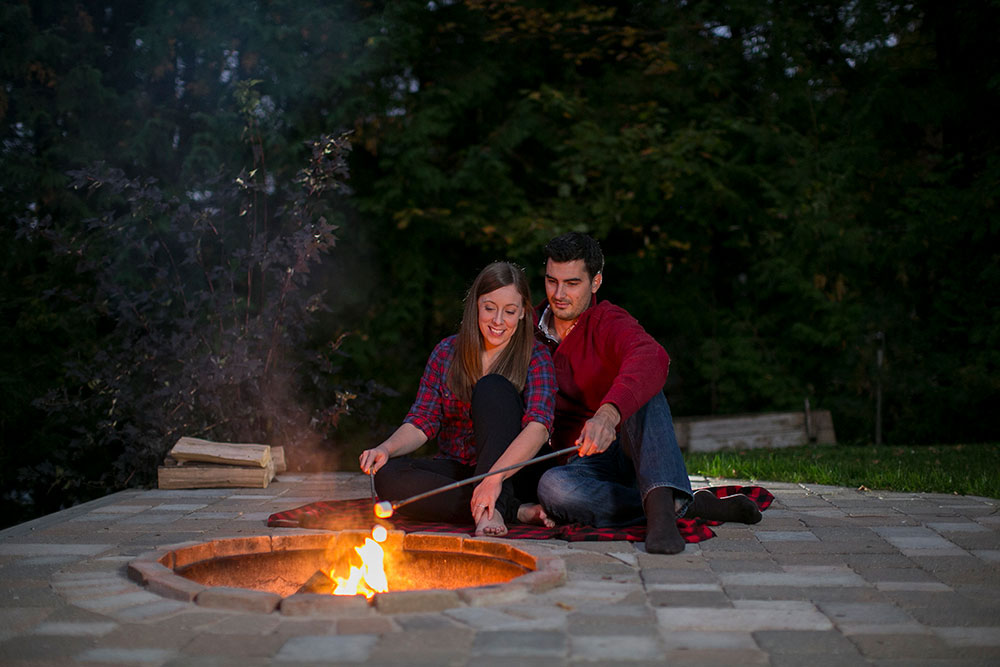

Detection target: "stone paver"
[0, 472, 997, 665]
[274, 634, 378, 662]
[32, 621, 119, 637]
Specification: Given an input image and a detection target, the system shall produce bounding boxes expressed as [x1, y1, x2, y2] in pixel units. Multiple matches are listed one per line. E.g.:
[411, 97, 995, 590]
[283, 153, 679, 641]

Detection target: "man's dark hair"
[544, 232, 605, 280]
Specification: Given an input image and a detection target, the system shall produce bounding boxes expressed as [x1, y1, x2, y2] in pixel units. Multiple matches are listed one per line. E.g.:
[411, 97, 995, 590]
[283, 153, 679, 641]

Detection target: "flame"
[330, 526, 389, 599]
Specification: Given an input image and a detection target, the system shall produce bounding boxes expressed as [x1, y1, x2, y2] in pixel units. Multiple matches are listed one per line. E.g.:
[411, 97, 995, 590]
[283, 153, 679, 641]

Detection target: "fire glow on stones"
[330, 525, 389, 599]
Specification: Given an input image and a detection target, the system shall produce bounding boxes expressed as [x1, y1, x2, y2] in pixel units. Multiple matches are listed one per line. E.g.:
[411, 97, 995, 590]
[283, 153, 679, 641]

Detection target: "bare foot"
[517, 503, 556, 528]
[475, 511, 508, 537]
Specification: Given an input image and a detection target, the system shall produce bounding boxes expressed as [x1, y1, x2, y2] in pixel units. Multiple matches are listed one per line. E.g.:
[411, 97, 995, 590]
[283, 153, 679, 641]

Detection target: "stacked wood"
[157, 437, 287, 490]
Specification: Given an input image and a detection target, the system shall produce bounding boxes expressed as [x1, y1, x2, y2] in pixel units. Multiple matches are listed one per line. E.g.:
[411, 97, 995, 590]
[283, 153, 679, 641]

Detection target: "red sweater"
[535, 296, 670, 451]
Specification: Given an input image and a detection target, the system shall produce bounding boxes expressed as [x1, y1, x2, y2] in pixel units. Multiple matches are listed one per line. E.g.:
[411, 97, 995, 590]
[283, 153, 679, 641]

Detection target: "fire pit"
[127, 530, 565, 615]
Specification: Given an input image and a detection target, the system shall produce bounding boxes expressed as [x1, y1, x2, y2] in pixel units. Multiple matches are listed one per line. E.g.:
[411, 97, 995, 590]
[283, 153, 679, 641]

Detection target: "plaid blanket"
[266, 485, 773, 544]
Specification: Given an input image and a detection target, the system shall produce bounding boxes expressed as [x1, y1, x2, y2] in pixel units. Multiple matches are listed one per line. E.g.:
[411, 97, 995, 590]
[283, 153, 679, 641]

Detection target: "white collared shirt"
[537, 305, 561, 343]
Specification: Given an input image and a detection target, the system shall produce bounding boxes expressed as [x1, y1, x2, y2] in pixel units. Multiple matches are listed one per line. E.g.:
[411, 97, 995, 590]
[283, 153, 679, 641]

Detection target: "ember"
[330, 525, 389, 599]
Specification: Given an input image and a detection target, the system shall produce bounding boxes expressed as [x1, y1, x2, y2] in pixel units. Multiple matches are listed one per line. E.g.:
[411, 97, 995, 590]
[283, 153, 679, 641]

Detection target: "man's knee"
[537, 466, 585, 510]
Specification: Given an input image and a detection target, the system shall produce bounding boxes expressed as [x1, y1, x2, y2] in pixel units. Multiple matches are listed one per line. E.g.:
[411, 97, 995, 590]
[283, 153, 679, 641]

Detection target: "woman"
[359, 261, 556, 536]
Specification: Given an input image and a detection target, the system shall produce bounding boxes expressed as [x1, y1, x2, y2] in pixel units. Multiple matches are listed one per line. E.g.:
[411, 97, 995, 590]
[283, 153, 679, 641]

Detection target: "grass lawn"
[684, 443, 1000, 500]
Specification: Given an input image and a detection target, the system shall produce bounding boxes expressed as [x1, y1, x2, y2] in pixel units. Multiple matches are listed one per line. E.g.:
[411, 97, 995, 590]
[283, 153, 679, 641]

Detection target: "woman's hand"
[470, 475, 503, 523]
[359, 445, 390, 474]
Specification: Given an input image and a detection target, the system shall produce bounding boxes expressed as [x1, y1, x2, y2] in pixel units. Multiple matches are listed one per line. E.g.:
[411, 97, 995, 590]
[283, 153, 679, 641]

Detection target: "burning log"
[297, 570, 334, 595]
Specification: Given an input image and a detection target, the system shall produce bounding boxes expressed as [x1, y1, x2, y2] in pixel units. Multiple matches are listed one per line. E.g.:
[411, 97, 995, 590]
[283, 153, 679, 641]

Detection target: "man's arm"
[598, 308, 669, 424]
[578, 307, 668, 455]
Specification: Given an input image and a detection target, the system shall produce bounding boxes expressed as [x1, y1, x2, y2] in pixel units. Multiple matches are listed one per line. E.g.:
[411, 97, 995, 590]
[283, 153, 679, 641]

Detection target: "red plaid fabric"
[404, 336, 556, 465]
[267, 485, 774, 544]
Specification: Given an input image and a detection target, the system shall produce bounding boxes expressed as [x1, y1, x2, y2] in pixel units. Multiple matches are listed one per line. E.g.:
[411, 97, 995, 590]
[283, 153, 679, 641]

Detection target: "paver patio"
[1, 472, 998, 665]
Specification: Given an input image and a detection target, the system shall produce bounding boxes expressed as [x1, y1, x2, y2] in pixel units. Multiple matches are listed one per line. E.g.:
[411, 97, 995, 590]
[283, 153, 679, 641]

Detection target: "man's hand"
[576, 403, 621, 456]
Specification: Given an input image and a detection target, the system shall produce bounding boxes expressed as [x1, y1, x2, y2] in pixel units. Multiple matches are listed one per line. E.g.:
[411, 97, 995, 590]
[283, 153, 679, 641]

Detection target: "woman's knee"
[470, 374, 523, 436]
[471, 373, 519, 409]
[372, 458, 410, 498]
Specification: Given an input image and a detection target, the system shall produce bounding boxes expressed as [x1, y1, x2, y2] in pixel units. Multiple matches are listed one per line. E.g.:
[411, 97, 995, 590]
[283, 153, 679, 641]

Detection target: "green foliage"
[1, 0, 998, 526]
[685, 443, 1000, 500]
[17, 130, 372, 506]
[348, 0, 999, 445]
[0, 1, 385, 525]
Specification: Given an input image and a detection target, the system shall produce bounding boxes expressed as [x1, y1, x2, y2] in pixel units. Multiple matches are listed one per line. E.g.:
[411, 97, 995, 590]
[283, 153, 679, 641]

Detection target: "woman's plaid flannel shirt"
[403, 335, 556, 465]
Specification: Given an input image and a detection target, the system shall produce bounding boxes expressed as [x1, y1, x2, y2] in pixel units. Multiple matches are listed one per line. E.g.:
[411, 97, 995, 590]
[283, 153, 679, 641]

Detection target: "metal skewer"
[369, 468, 377, 503]
[373, 446, 578, 518]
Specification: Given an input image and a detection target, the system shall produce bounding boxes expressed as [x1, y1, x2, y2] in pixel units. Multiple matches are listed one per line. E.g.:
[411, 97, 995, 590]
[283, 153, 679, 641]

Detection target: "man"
[533, 232, 761, 554]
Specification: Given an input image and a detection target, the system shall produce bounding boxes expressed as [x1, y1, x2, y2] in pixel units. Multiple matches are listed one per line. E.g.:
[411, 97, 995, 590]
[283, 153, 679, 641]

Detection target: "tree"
[0, 0, 384, 525]
[347, 0, 999, 443]
[2, 0, 997, 528]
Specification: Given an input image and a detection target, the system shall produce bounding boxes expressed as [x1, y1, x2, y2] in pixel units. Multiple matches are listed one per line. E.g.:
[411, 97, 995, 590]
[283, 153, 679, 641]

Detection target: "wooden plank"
[687, 412, 804, 436]
[169, 437, 271, 468]
[157, 459, 275, 489]
[675, 410, 836, 452]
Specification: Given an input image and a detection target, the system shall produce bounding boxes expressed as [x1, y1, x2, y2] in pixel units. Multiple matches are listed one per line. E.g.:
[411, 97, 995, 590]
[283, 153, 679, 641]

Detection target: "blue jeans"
[536, 392, 693, 527]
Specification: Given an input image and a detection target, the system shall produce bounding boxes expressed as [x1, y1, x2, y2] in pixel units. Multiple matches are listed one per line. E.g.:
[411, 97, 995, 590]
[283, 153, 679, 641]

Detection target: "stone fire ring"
[127, 530, 566, 616]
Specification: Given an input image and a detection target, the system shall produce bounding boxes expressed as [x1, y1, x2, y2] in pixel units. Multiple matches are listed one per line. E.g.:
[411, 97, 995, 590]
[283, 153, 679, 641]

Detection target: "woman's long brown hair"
[447, 262, 535, 403]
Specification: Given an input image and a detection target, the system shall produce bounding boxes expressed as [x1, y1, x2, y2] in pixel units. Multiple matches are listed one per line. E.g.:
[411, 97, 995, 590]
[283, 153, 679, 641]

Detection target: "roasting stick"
[373, 446, 578, 518]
